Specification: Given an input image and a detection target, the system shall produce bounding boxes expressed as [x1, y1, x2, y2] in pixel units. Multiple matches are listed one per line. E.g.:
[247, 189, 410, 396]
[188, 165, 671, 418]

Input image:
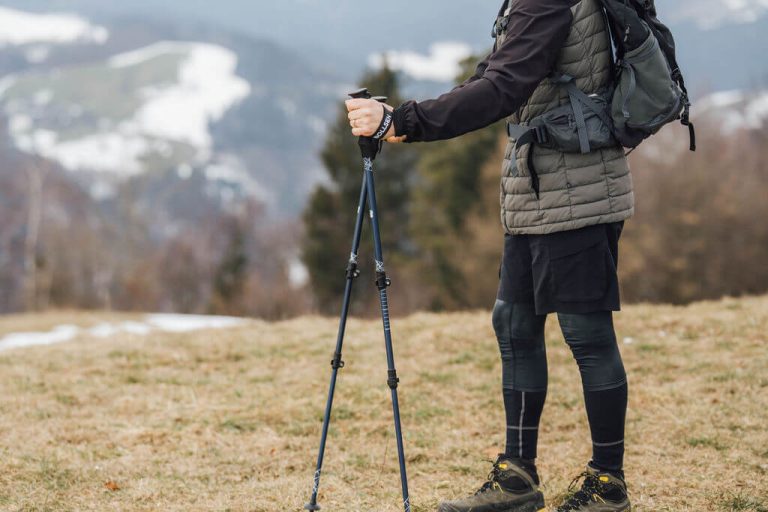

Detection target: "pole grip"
[349, 88, 372, 100]
[348, 88, 389, 160]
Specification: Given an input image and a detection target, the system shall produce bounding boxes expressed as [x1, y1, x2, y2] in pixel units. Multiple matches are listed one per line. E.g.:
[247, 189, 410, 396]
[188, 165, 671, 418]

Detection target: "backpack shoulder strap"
[492, 0, 514, 38]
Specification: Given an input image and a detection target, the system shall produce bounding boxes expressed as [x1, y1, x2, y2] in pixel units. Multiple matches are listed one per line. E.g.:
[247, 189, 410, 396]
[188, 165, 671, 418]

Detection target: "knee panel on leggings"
[558, 311, 627, 392]
[492, 300, 548, 392]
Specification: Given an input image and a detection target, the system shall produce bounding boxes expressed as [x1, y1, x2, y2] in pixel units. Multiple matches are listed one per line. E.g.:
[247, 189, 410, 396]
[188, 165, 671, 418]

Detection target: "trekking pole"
[305, 89, 411, 512]
[303, 130, 369, 512]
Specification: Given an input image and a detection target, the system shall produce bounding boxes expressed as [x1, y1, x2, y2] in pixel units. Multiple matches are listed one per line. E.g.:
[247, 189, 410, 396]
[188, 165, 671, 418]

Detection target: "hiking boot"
[555, 464, 631, 512]
[437, 455, 546, 512]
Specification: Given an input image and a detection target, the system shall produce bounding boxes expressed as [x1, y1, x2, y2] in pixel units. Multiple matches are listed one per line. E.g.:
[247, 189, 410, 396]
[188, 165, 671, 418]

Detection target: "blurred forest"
[302, 60, 768, 317]
[1, 59, 766, 319]
[0, 143, 308, 318]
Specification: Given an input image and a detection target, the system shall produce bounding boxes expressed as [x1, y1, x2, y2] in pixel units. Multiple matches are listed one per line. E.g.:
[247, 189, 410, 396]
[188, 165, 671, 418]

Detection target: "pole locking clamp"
[331, 352, 345, 370]
[346, 262, 361, 280]
[375, 271, 391, 290]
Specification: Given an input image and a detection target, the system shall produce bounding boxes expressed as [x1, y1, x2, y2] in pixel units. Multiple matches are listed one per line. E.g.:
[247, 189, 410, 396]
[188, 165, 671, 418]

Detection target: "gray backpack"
[510, 0, 696, 155]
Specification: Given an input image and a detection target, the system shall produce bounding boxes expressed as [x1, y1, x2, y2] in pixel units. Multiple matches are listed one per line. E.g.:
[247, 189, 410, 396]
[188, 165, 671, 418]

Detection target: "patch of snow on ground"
[88, 321, 153, 338]
[0, 314, 249, 351]
[145, 314, 246, 333]
[0, 325, 80, 351]
[369, 41, 473, 82]
[0, 7, 108, 47]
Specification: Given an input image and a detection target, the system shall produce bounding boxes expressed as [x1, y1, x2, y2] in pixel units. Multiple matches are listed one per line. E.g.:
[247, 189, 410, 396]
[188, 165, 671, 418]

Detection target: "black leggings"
[492, 300, 628, 471]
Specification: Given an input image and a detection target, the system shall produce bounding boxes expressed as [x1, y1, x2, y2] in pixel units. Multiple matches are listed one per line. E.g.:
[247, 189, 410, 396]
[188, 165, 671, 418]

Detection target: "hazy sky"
[1, 0, 764, 92]
[0, 0, 497, 59]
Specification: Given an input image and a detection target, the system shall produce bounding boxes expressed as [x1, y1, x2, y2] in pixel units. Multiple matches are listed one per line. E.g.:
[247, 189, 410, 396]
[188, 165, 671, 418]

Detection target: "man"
[346, 0, 632, 511]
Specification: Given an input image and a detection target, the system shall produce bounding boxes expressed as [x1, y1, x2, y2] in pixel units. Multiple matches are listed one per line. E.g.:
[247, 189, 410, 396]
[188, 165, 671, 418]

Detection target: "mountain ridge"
[0, 9, 346, 220]
[0, 2, 764, 227]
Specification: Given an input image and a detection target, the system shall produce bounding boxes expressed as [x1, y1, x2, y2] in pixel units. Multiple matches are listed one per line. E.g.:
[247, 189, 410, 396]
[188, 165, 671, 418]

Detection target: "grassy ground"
[0, 297, 766, 511]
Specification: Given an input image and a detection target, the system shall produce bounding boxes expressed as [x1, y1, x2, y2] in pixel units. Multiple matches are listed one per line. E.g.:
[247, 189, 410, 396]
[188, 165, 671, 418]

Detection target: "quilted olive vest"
[498, 0, 634, 235]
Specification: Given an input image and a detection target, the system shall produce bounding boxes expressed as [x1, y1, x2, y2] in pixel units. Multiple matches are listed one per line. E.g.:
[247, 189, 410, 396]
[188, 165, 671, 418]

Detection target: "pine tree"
[302, 65, 419, 314]
[210, 218, 248, 315]
[408, 55, 503, 310]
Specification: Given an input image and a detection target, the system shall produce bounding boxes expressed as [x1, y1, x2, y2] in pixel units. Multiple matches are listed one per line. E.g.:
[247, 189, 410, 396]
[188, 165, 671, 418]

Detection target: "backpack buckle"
[533, 125, 548, 145]
[493, 16, 509, 38]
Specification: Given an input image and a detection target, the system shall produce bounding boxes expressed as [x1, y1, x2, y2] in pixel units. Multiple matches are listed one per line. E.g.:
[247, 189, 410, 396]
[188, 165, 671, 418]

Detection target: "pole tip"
[304, 504, 321, 511]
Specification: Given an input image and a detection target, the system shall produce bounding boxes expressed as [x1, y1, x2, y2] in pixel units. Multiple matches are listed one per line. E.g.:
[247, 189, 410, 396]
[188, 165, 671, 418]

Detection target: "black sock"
[503, 388, 547, 461]
[558, 311, 628, 473]
[584, 383, 628, 472]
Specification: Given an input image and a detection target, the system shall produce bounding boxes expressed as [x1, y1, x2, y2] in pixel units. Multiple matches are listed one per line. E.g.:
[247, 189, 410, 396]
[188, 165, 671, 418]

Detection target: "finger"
[361, 125, 378, 136]
[352, 127, 370, 137]
[345, 98, 370, 111]
[361, 107, 379, 120]
[348, 109, 368, 121]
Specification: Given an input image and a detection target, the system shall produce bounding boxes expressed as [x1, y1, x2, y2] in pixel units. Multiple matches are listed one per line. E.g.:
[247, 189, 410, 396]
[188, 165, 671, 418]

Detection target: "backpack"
[507, 0, 696, 156]
[601, 0, 696, 151]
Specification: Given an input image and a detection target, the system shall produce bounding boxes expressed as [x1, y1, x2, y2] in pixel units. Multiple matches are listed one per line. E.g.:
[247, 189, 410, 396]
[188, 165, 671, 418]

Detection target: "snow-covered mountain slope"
[0, 7, 344, 217]
[2, 41, 250, 178]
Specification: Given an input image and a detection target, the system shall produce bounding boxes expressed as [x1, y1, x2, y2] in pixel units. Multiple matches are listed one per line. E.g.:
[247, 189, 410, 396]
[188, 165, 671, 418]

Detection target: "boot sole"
[500, 491, 546, 512]
[595, 500, 631, 512]
[554, 501, 630, 512]
[438, 491, 545, 512]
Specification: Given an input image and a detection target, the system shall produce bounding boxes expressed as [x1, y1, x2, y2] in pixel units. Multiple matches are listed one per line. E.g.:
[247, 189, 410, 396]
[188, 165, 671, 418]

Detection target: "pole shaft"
[365, 157, 412, 512]
[306, 174, 369, 510]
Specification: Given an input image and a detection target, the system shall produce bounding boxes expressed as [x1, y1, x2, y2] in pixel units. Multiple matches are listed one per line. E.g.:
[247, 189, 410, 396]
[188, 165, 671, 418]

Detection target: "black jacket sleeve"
[451, 50, 493, 91]
[393, 0, 573, 142]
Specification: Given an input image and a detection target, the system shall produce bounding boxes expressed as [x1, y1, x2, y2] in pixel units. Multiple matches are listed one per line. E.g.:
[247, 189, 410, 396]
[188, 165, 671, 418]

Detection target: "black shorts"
[497, 222, 624, 315]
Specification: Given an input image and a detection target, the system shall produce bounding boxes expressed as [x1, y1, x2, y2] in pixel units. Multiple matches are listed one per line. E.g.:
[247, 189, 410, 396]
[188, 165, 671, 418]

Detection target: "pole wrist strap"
[373, 106, 394, 140]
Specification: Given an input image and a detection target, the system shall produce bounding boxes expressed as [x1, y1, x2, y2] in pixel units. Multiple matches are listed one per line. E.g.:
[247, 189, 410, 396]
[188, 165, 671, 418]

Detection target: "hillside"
[0, 296, 766, 510]
[0, 9, 344, 218]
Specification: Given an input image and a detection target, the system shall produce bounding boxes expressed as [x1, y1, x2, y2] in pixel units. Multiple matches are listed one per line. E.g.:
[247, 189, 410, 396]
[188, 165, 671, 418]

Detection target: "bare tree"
[22, 158, 48, 311]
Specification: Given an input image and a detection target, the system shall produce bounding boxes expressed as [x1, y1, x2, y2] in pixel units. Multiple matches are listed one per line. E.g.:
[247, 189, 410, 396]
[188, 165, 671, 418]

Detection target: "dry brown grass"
[0, 297, 767, 511]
